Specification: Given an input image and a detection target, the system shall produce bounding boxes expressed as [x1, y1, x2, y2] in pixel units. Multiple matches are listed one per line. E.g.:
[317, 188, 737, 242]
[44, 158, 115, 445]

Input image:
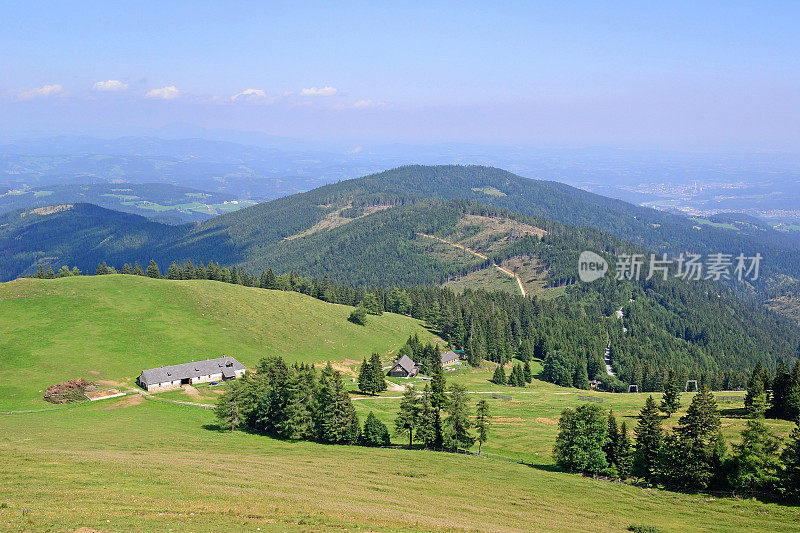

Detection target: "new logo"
[578, 251, 608, 282]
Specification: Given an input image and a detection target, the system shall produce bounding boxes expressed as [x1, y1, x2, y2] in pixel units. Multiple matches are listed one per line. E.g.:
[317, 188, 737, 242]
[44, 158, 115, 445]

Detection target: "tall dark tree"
[492, 365, 507, 385]
[604, 411, 619, 468]
[523, 360, 533, 384]
[361, 411, 391, 446]
[729, 412, 782, 496]
[616, 422, 633, 479]
[633, 395, 663, 480]
[429, 357, 447, 448]
[357, 357, 375, 395]
[369, 352, 387, 393]
[395, 386, 421, 449]
[145, 259, 161, 278]
[444, 383, 474, 451]
[660, 370, 682, 418]
[315, 368, 359, 444]
[780, 420, 800, 502]
[573, 358, 590, 390]
[133, 262, 144, 276]
[215, 375, 255, 432]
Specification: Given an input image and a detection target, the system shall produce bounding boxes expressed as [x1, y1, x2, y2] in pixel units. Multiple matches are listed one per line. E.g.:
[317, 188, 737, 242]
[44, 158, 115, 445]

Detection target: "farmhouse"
[388, 354, 419, 378]
[137, 356, 245, 392]
[441, 351, 460, 366]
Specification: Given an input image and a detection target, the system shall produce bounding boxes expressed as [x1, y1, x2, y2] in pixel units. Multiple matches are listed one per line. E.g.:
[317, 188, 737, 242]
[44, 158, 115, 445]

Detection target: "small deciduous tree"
[553, 403, 609, 475]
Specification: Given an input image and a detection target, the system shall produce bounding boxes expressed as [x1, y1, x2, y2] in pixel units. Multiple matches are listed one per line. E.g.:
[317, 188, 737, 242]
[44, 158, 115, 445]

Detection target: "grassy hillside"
[1, 390, 798, 532]
[0, 276, 433, 410]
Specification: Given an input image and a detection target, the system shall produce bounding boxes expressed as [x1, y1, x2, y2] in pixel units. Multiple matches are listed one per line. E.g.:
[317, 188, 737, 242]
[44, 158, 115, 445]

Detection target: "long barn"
[137, 356, 245, 392]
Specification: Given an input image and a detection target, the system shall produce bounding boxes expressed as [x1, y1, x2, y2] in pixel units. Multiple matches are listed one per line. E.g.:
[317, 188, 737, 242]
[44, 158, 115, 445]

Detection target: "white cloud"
[300, 86, 338, 96]
[93, 80, 128, 92]
[18, 84, 63, 100]
[231, 88, 271, 102]
[352, 99, 384, 108]
[145, 86, 180, 99]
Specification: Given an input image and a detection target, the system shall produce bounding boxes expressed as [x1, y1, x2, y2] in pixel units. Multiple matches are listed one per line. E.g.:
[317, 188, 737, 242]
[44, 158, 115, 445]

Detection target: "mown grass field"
[1, 276, 799, 532]
[0, 276, 433, 410]
[2, 398, 800, 533]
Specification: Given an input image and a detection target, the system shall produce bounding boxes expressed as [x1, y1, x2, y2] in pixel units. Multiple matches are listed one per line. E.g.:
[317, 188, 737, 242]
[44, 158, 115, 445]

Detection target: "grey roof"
[393, 354, 418, 374]
[138, 357, 244, 386]
[441, 351, 459, 363]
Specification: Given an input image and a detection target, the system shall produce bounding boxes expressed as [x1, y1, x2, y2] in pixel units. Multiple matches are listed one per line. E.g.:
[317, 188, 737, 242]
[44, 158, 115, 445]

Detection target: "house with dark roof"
[137, 356, 246, 392]
[388, 354, 419, 378]
[441, 351, 460, 366]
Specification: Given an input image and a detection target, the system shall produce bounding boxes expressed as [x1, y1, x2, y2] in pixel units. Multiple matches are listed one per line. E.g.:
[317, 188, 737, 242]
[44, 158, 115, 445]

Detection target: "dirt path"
[418, 233, 527, 297]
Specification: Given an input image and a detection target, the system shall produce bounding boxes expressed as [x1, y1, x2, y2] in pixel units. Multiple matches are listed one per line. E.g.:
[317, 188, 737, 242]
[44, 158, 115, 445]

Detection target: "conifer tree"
[616, 422, 633, 479]
[35, 265, 45, 278]
[429, 360, 446, 449]
[314, 369, 359, 444]
[369, 352, 387, 393]
[475, 399, 491, 455]
[133, 262, 144, 276]
[348, 306, 367, 326]
[215, 376, 255, 432]
[660, 370, 681, 417]
[444, 383, 474, 451]
[395, 385, 421, 448]
[121, 263, 132, 275]
[523, 360, 533, 384]
[633, 395, 663, 480]
[167, 261, 180, 280]
[361, 292, 382, 315]
[361, 411, 390, 446]
[573, 358, 590, 390]
[145, 259, 160, 278]
[786, 362, 800, 423]
[770, 361, 792, 420]
[492, 365, 506, 385]
[604, 411, 619, 468]
[780, 420, 800, 502]
[729, 410, 782, 495]
[357, 357, 375, 395]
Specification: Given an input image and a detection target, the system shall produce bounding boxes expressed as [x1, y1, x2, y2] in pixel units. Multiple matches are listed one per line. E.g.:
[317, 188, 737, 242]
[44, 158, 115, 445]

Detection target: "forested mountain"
[4, 164, 800, 392]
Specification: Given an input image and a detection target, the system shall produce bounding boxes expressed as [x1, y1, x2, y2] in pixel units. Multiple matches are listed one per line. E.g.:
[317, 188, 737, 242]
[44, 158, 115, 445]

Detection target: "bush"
[348, 306, 368, 326]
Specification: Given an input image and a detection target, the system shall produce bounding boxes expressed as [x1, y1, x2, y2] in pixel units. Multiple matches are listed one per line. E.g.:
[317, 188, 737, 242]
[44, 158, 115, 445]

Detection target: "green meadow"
[0, 276, 798, 532]
[0, 276, 432, 410]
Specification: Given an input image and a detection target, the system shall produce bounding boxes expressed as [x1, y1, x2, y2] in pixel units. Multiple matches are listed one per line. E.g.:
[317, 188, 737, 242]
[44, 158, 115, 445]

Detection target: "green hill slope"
[0, 276, 432, 410]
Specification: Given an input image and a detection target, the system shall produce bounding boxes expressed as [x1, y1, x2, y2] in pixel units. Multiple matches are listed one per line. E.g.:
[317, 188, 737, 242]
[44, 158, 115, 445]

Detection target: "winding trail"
[418, 233, 527, 297]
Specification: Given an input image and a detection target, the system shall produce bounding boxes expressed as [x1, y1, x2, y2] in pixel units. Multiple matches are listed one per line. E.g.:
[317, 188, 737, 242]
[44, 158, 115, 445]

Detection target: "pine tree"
[633, 395, 663, 480]
[215, 376, 255, 432]
[745, 361, 770, 413]
[660, 370, 682, 417]
[35, 265, 45, 278]
[659, 387, 726, 489]
[314, 369, 359, 444]
[167, 261, 180, 280]
[729, 413, 782, 496]
[395, 386, 421, 448]
[573, 358, 590, 390]
[121, 263, 132, 275]
[492, 365, 506, 385]
[430, 360, 446, 449]
[786, 362, 800, 423]
[604, 411, 619, 468]
[361, 411, 390, 446]
[523, 360, 532, 384]
[416, 384, 437, 448]
[133, 262, 144, 276]
[361, 293, 382, 315]
[510, 364, 525, 387]
[444, 383, 474, 451]
[780, 420, 800, 502]
[770, 361, 792, 420]
[369, 352, 387, 393]
[616, 422, 633, 479]
[145, 259, 160, 278]
[348, 306, 367, 325]
[475, 399, 491, 455]
[357, 357, 375, 395]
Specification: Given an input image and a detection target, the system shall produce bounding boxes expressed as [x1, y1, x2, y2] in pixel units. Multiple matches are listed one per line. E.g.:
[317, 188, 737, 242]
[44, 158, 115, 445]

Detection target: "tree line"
[553, 388, 800, 502]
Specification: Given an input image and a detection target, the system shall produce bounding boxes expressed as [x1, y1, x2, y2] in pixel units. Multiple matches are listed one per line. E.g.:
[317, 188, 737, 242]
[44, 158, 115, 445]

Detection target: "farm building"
[388, 354, 419, 377]
[137, 356, 245, 392]
[441, 351, 460, 366]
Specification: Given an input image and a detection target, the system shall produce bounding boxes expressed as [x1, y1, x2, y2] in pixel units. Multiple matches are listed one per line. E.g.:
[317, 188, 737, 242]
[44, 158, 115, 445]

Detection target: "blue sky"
[1, 1, 798, 150]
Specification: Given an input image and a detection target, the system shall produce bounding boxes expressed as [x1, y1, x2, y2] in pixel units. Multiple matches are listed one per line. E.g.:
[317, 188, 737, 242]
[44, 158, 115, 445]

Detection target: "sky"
[1, 1, 799, 151]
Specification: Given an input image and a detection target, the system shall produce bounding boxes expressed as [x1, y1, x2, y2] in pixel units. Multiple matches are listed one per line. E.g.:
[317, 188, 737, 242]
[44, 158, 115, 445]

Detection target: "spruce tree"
[416, 384, 437, 448]
[133, 262, 144, 276]
[167, 261, 180, 280]
[492, 365, 506, 385]
[523, 360, 533, 384]
[121, 263, 132, 275]
[35, 265, 45, 278]
[604, 411, 619, 468]
[429, 360, 446, 449]
[475, 399, 491, 455]
[357, 357, 374, 395]
[361, 411, 390, 446]
[444, 383, 474, 451]
[395, 385, 421, 448]
[616, 422, 633, 479]
[729, 412, 782, 496]
[633, 395, 662, 480]
[369, 352, 387, 393]
[215, 376, 255, 432]
[770, 361, 792, 420]
[573, 358, 590, 390]
[145, 259, 160, 278]
[44, 267, 56, 279]
[780, 420, 800, 502]
[660, 370, 681, 417]
[786, 362, 800, 423]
